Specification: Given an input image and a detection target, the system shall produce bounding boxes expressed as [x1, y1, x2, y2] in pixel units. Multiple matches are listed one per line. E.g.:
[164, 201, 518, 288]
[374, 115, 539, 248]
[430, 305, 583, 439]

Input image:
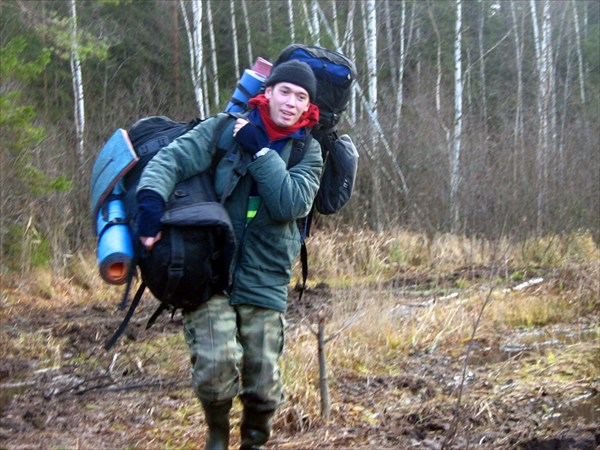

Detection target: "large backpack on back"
[275, 44, 359, 218]
[273, 44, 359, 299]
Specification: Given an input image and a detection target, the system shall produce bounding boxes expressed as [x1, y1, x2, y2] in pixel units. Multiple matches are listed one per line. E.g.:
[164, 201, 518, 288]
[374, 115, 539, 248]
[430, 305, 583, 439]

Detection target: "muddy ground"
[1, 269, 598, 450]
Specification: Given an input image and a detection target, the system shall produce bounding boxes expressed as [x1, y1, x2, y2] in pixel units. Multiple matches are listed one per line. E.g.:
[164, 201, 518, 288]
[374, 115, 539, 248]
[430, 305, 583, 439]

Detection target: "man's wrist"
[253, 147, 270, 159]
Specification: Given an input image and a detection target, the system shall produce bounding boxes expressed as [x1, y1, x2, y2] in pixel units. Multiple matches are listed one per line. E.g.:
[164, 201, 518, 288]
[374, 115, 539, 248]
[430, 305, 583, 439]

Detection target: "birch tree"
[393, 0, 407, 138]
[450, 0, 463, 232]
[571, 0, 586, 104]
[206, 0, 219, 112]
[230, 0, 240, 78]
[70, 0, 85, 173]
[311, 0, 321, 45]
[330, 0, 339, 45]
[530, 0, 555, 233]
[428, 2, 443, 116]
[288, 0, 296, 42]
[509, 0, 525, 181]
[241, 0, 253, 67]
[384, 0, 398, 92]
[344, 1, 357, 124]
[302, 1, 315, 42]
[266, 0, 273, 36]
[180, 0, 205, 116]
[366, 0, 382, 230]
[172, 2, 181, 107]
[478, 0, 488, 137]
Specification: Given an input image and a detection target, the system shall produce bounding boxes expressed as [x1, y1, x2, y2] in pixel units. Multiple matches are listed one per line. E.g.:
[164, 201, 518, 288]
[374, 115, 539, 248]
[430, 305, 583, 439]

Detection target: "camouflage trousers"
[182, 294, 285, 411]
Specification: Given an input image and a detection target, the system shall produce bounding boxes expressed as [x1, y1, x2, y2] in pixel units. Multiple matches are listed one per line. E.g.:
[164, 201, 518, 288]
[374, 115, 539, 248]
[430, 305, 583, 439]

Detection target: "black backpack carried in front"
[102, 114, 237, 350]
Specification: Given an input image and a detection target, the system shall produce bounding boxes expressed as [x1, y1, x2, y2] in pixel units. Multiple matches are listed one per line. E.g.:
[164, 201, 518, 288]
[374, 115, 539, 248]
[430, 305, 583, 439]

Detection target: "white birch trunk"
[558, 28, 572, 181]
[450, 0, 463, 233]
[230, 0, 240, 77]
[266, 0, 273, 36]
[428, 4, 443, 115]
[367, 0, 377, 116]
[180, 0, 205, 116]
[288, 0, 296, 42]
[312, 0, 320, 45]
[316, 2, 411, 203]
[383, 0, 397, 92]
[207, 0, 219, 112]
[241, 0, 253, 67]
[302, 1, 315, 42]
[331, 0, 339, 45]
[366, 0, 382, 230]
[347, 1, 357, 125]
[70, 0, 85, 170]
[466, 47, 472, 109]
[192, 0, 204, 115]
[478, 0, 488, 137]
[530, 0, 554, 233]
[571, 0, 585, 103]
[393, 0, 407, 137]
[510, 0, 525, 180]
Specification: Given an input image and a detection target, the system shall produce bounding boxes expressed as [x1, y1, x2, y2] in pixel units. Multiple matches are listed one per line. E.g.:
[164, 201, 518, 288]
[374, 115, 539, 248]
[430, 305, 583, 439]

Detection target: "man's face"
[264, 82, 310, 128]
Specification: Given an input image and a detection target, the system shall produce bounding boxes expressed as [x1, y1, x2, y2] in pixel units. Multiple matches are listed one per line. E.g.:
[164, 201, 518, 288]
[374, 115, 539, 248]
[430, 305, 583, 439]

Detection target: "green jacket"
[137, 113, 323, 312]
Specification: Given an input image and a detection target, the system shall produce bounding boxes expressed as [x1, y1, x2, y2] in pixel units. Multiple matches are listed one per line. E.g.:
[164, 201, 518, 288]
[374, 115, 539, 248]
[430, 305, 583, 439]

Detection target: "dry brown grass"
[1, 230, 598, 448]
[282, 229, 599, 430]
[299, 228, 599, 286]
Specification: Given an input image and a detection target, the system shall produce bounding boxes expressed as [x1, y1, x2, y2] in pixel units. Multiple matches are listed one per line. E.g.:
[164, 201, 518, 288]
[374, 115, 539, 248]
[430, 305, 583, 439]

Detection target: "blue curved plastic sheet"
[90, 129, 138, 225]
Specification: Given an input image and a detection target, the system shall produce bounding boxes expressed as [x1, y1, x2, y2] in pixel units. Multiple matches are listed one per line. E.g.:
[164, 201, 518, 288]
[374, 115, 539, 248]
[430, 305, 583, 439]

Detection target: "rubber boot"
[202, 399, 232, 450]
[239, 407, 275, 450]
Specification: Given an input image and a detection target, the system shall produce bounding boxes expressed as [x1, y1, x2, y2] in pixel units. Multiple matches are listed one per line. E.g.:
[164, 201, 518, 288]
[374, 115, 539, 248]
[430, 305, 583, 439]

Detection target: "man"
[135, 59, 322, 450]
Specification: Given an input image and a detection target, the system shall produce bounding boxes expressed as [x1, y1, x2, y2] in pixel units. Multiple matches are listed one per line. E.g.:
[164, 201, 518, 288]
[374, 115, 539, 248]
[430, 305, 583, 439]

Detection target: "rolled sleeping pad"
[97, 196, 134, 285]
[225, 57, 272, 113]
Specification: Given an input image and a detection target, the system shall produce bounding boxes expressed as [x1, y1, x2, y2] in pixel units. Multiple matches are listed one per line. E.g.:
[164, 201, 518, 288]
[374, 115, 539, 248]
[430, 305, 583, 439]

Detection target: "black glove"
[136, 190, 165, 237]
[234, 122, 269, 156]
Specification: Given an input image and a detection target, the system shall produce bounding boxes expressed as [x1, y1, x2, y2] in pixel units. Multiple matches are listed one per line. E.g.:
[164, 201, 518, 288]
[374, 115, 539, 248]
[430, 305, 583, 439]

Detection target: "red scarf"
[248, 94, 320, 141]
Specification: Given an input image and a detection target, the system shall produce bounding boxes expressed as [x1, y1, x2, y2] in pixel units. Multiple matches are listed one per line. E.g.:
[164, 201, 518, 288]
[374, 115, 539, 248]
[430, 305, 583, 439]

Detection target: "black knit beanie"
[265, 60, 317, 101]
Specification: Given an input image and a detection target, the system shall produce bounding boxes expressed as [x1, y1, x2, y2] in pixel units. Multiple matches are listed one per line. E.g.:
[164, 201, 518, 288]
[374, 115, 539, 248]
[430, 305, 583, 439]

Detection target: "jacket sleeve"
[136, 116, 223, 202]
[248, 138, 323, 222]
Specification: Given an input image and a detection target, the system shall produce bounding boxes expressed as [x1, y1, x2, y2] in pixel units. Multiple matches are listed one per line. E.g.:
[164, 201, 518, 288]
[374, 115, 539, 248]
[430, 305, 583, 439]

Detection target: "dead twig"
[442, 237, 512, 449]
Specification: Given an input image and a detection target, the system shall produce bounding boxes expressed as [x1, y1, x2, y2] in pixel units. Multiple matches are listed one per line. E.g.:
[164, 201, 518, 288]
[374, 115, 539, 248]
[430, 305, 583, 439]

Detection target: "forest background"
[1, 1, 599, 448]
[1, 0, 599, 274]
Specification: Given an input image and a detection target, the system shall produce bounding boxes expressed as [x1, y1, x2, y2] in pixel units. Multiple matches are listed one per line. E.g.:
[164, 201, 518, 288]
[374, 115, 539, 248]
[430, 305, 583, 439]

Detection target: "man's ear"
[264, 86, 272, 99]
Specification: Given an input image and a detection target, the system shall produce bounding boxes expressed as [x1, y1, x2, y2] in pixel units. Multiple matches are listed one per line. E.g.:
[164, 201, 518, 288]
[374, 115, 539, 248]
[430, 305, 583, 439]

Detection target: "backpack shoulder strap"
[210, 112, 239, 165]
[287, 129, 313, 169]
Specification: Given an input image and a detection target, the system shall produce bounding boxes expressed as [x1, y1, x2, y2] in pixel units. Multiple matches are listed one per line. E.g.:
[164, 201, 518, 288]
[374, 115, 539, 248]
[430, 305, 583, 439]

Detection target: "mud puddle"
[544, 393, 600, 426]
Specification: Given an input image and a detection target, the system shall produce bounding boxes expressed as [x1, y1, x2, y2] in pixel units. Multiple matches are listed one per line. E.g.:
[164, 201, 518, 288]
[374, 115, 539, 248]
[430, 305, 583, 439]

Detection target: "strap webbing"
[104, 282, 146, 350]
[146, 303, 169, 330]
[297, 239, 308, 304]
[162, 228, 185, 302]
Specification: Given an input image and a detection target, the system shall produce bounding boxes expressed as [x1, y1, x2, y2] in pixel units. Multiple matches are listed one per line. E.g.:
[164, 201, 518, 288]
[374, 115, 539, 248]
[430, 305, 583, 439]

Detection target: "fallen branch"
[52, 375, 187, 397]
[503, 277, 544, 292]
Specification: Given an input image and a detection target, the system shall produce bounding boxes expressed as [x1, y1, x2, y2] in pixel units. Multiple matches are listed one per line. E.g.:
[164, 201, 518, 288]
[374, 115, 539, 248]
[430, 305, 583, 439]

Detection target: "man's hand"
[139, 233, 162, 250]
[136, 190, 165, 250]
[233, 119, 269, 156]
